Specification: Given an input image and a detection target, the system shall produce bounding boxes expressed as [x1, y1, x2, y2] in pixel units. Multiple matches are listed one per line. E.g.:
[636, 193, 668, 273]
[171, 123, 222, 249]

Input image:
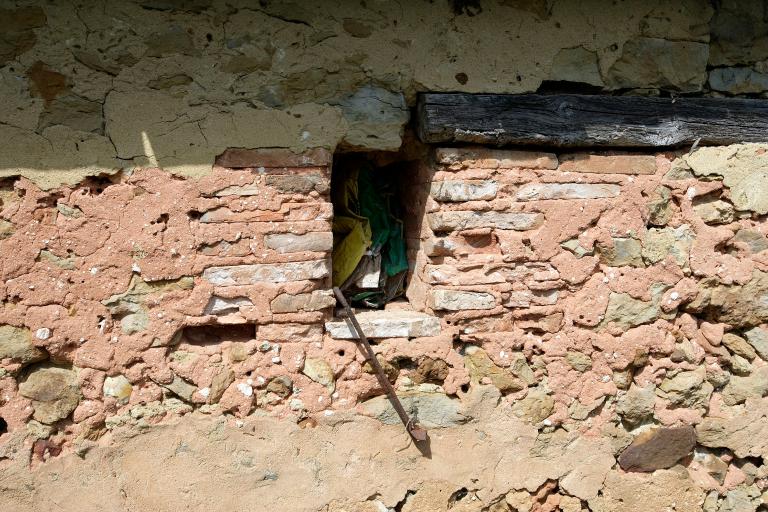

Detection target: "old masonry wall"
[3, 143, 768, 511]
[5, 0, 768, 510]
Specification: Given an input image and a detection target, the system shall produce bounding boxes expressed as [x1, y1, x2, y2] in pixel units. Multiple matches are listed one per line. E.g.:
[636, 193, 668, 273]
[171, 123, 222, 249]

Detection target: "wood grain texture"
[418, 93, 768, 147]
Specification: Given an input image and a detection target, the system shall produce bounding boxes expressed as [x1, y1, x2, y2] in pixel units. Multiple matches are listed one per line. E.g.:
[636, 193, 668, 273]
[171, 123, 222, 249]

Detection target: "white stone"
[35, 328, 51, 340]
[428, 211, 543, 232]
[204, 296, 253, 314]
[264, 232, 333, 253]
[516, 183, 621, 201]
[236, 383, 253, 397]
[325, 310, 441, 339]
[430, 180, 498, 202]
[202, 260, 329, 285]
[431, 289, 497, 311]
[103, 375, 132, 404]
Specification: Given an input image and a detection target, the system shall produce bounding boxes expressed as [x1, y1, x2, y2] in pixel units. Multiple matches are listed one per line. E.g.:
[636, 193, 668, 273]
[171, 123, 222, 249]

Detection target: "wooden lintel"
[417, 93, 768, 148]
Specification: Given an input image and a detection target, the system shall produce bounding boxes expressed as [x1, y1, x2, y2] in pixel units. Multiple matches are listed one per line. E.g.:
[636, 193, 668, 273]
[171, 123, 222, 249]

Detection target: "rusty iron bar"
[332, 287, 428, 442]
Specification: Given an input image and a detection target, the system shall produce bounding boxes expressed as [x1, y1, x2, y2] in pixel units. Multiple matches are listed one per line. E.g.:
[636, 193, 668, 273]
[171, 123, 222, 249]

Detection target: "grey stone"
[693, 198, 736, 225]
[601, 283, 672, 329]
[163, 375, 197, 402]
[561, 239, 592, 258]
[209, 369, 235, 404]
[565, 351, 592, 372]
[549, 47, 604, 86]
[263, 232, 333, 253]
[463, 346, 527, 393]
[616, 384, 656, 427]
[325, 310, 440, 339]
[510, 388, 554, 424]
[718, 486, 762, 512]
[686, 145, 768, 215]
[744, 327, 768, 361]
[431, 289, 496, 311]
[39, 93, 104, 135]
[686, 271, 768, 328]
[599, 237, 643, 267]
[302, 358, 335, 392]
[709, 67, 768, 95]
[732, 229, 768, 254]
[204, 296, 253, 315]
[647, 186, 673, 226]
[722, 366, 768, 406]
[271, 290, 335, 313]
[516, 183, 620, 201]
[726, 354, 753, 377]
[362, 391, 467, 428]
[721, 333, 757, 360]
[0, 325, 46, 366]
[202, 260, 329, 285]
[428, 211, 543, 232]
[18, 365, 81, 424]
[658, 368, 713, 408]
[618, 426, 696, 472]
[642, 225, 695, 268]
[337, 86, 409, 151]
[430, 180, 498, 202]
[605, 37, 708, 92]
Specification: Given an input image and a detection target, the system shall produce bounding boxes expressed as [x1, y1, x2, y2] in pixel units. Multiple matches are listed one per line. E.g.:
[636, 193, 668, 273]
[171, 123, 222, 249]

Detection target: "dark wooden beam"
[417, 93, 768, 148]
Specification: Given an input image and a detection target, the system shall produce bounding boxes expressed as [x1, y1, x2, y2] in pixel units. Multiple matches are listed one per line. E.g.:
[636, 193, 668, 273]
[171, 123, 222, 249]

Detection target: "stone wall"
[3, 143, 768, 511]
[5, 1, 768, 511]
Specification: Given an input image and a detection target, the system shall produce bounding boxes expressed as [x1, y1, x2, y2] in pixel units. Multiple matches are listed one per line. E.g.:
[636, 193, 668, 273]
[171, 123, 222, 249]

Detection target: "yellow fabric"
[331, 167, 372, 286]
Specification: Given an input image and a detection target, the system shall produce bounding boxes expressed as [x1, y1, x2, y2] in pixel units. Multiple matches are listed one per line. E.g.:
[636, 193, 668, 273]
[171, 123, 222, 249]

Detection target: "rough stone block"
[202, 260, 330, 285]
[428, 211, 543, 232]
[325, 310, 441, 339]
[430, 180, 498, 202]
[516, 183, 621, 201]
[204, 296, 253, 315]
[558, 153, 657, 174]
[271, 290, 335, 313]
[431, 289, 497, 311]
[618, 426, 696, 472]
[0, 324, 46, 366]
[264, 232, 333, 253]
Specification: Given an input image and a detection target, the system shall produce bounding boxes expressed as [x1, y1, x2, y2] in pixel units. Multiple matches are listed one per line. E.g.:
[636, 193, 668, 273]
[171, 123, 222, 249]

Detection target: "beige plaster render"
[0, 0, 719, 188]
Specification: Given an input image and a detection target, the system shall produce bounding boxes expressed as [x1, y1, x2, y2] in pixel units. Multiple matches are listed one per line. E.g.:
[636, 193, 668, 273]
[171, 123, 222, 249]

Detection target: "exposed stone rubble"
[4, 143, 768, 509]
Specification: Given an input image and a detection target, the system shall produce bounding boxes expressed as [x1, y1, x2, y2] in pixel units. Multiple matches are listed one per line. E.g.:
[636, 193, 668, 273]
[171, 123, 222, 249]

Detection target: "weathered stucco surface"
[2, 0, 767, 188]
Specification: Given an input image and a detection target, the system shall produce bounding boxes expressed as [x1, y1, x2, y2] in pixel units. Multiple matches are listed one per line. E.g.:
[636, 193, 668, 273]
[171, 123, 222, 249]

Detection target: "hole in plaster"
[187, 210, 202, 220]
[460, 383, 470, 393]
[80, 173, 123, 195]
[181, 324, 254, 346]
[337, 349, 345, 357]
[0, 417, 7, 436]
[448, 487, 469, 505]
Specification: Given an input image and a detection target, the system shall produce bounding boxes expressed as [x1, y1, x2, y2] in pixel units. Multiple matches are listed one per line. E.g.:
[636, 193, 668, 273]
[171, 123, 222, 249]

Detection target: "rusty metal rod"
[332, 287, 428, 442]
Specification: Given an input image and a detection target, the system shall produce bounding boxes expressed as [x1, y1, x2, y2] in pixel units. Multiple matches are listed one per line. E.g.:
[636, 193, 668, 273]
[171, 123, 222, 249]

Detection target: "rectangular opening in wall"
[330, 152, 427, 311]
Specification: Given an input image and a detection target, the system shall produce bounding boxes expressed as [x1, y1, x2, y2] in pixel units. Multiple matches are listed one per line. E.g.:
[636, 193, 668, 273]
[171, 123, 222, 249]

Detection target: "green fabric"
[357, 165, 409, 277]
